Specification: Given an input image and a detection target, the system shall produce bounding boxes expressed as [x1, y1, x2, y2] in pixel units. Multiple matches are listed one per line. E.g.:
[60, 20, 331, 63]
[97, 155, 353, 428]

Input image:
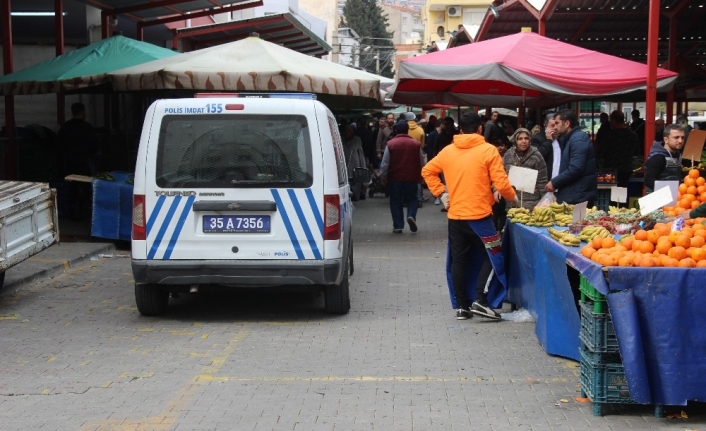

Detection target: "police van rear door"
[143, 97, 325, 261]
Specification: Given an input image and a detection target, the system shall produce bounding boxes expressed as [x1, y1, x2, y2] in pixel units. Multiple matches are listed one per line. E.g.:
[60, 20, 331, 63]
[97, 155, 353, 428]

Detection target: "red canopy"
[392, 32, 678, 107]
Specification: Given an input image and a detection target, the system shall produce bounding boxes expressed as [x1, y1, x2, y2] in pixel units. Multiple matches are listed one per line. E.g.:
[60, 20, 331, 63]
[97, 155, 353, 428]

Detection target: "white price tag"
[508, 166, 538, 194]
[573, 201, 588, 222]
[610, 187, 628, 204]
[654, 180, 679, 207]
[638, 186, 673, 216]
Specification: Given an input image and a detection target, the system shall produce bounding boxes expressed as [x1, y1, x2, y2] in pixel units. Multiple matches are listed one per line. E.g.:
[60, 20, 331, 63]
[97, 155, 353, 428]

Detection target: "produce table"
[504, 222, 706, 406]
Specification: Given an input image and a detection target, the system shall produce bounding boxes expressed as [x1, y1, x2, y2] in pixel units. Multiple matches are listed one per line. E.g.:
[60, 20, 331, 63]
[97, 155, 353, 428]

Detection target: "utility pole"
[375, 47, 380, 75]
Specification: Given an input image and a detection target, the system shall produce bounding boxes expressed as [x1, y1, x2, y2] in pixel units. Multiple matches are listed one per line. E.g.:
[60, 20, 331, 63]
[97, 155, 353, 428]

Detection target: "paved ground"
[0, 195, 703, 431]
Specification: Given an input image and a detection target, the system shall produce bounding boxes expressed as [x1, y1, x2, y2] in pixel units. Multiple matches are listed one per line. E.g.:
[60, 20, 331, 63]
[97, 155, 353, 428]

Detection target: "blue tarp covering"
[509, 222, 706, 406]
[91, 172, 133, 241]
[504, 222, 581, 360]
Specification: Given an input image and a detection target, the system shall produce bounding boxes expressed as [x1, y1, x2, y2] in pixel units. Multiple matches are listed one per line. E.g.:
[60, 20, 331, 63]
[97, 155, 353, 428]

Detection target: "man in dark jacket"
[644, 124, 685, 193]
[546, 109, 597, 206]
[380, 121, 426, 233]
[599, 110, 639, 188]
[630, 109, 646, 156]
[531, 112, 556, 173]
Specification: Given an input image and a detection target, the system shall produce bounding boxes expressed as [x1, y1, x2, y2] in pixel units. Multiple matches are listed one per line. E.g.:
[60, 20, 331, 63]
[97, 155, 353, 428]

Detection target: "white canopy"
[108, 36, 383, 109]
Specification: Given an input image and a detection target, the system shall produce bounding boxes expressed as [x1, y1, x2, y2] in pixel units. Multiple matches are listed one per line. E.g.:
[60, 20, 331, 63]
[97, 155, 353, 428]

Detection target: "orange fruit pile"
[663, 169, 706, 217]
[580, 220, 706, 267]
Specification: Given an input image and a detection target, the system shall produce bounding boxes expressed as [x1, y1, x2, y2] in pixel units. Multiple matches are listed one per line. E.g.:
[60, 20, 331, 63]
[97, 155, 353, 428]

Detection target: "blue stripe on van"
[271, 189, 304, 260]
[287, 189, 321, 260]
[162, 195, 195, 260]
[146, 195, 166, 236]
[147, 196, 182, 260]
[304, 188, 324, 237]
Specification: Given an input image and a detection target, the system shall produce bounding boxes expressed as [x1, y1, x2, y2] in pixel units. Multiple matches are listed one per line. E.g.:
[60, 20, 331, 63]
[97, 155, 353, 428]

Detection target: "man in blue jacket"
[545, 109, 597, 206]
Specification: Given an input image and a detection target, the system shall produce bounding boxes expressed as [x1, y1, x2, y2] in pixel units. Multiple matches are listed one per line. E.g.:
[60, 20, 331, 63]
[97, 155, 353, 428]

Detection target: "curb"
[1, 243, 117, 296]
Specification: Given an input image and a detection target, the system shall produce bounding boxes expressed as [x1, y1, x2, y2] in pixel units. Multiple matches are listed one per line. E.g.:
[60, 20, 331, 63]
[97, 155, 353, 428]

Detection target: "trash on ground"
[501, 308, 535, 322]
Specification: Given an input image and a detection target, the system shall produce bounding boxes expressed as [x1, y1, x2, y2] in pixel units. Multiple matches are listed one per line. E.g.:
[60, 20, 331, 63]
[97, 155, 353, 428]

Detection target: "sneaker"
[419, 196, 429, 202]
[456, 308, 472, 320]
[434, 198, 441, 205]
[471, 301, 502, 320]
[393, 228, 403, 233]
[407, 217, 417, 233]
[440, 207, 447, 212]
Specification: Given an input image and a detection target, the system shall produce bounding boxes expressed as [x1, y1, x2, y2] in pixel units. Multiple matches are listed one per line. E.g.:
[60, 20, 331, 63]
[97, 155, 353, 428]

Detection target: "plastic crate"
[579, 274, 606, 313]
[579, 348, 638, 416]
[596, 188, 611, 212]
[579, 300, 619, 353]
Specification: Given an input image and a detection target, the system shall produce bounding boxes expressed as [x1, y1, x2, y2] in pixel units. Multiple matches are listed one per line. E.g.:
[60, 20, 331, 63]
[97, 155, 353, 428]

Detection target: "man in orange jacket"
[422, 112, 518, 320]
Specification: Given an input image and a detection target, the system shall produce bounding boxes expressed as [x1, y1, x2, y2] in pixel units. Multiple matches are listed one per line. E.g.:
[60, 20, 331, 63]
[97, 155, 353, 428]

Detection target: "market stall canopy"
[108, 35, 383, 109]
[392, 32, 679, 107]
[0, 35, 179, 96]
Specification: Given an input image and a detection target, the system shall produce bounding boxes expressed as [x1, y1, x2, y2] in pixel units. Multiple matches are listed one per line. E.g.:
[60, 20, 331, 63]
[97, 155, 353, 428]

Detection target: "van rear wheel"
[135, 284, 169, 316]
[324, 261, 350, 314]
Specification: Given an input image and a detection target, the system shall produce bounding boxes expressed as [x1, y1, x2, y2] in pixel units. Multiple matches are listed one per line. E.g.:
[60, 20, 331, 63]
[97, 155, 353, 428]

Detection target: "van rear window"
[155, 114, 313, 188]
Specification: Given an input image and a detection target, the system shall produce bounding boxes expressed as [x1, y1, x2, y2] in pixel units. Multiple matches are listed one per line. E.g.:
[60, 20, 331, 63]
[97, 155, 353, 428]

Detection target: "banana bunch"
[526, 207, 555, 227]
[585, 206, 599, 215]
[549, 202, 574, 215]
[507, 207, 531, 224]
[578, 226, 612, 242]
[548, 227, 581, 246]
[554, 214, 574, 226]
[608, 205, 638, 215]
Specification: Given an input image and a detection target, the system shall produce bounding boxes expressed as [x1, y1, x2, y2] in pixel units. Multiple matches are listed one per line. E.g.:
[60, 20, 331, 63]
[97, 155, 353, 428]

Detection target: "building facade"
[379, 3, 423, 45]
[421, 0, 490, 48]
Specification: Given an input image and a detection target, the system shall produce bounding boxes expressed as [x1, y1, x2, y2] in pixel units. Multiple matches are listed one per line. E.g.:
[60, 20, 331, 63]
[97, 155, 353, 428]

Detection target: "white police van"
[131, 94, 354, 315]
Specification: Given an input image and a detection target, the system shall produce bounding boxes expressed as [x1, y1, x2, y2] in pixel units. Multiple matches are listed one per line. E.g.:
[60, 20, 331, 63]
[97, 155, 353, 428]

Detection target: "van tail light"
[132, 194, 146, 240]
[324, 194, 341, 241]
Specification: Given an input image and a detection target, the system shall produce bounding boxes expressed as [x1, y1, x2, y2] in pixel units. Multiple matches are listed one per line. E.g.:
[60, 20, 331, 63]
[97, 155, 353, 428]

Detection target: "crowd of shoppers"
[341, 106, 699, 320]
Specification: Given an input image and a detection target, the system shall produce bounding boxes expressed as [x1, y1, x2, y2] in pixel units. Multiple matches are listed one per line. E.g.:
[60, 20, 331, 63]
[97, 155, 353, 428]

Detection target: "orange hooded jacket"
[422, 133, 516, 220]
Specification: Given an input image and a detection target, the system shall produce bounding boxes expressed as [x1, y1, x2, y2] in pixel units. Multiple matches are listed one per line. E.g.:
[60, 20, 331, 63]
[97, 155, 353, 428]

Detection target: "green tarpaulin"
[0, 35, 179, 95]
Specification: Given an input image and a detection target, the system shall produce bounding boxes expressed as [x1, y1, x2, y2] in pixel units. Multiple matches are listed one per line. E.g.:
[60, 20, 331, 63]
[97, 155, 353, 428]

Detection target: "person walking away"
[483, 111, 501, 143]
[380, 121, 426, 233]
[644, 124, 685, 193]
[421, 112, 517, 320]
[343, 125, 367, 201]
[630, 109, 646, 156]
[403, 112, 428, 204]
[545, 110, 597, 206]
[426, 122, 444, 205]
[424, 115, 437, 135]
[437, 117, 457, 153]
[376, 112, 395, 162]
[499, 128, 548, 211]
[599, 111, 639, 188]
[58, 102, 99, 220]
[654, 118, 665, 142]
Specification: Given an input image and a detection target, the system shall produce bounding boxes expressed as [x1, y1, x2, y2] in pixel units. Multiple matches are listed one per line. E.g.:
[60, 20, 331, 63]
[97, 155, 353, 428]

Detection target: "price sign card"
[638, 186, 673, 216]
[610, 186, 628, 204]
[682, 130, 706, 165]
[573, 201, 588, 222]
[508, 165, 538, 194]
[654, 180, 679, 206]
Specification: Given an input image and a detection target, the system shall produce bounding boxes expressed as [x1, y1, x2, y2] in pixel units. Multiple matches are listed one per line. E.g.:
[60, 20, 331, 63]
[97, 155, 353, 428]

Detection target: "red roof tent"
[393, 32, 678, 107]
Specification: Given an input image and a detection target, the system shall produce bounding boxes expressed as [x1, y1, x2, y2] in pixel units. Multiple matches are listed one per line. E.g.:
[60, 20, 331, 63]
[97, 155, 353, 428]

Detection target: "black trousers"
[448, 219, 493, 310]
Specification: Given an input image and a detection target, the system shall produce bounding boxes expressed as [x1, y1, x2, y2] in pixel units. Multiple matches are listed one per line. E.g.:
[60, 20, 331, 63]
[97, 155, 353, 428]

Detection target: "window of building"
[437, 26, 445, 38]
[413, 18, 419, 25]
[402, 17, 407, 24]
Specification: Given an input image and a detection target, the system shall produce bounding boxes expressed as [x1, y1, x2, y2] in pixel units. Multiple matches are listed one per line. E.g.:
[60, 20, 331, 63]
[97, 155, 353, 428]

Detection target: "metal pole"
[55, 0, 65, 126]
[2, 0, 17, 179]
[644, 0, 660, 162]
[666, 14, 677, 125]
[375, 47, 380, 75]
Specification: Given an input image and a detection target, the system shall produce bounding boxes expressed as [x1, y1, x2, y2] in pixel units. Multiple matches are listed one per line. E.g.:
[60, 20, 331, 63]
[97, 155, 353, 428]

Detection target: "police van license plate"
[203, 216, 270, 233]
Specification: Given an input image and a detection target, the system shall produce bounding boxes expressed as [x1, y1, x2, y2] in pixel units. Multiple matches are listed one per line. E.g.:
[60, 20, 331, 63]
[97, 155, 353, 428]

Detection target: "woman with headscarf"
[496, 128, 549, 211]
